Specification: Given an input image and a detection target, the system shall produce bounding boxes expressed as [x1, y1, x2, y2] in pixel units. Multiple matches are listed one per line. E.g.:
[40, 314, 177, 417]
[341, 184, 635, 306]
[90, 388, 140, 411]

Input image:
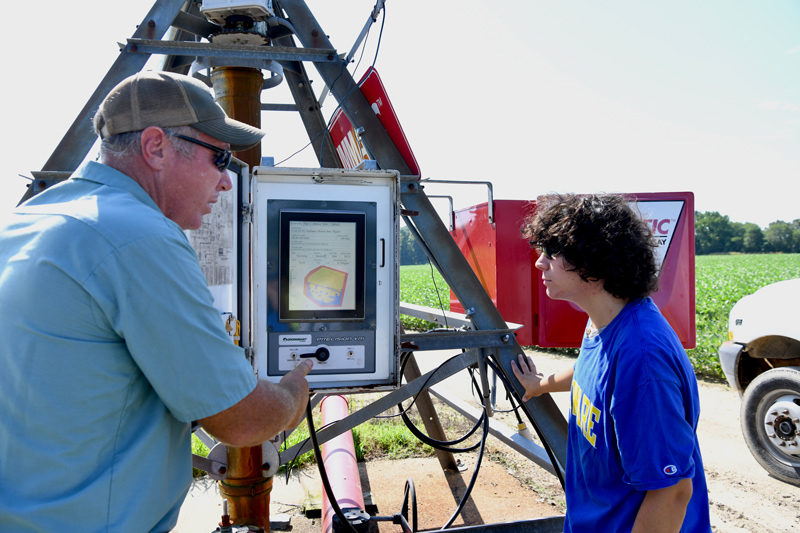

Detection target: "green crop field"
[400, 254, 800, 379]
[691, 254, 800, 377]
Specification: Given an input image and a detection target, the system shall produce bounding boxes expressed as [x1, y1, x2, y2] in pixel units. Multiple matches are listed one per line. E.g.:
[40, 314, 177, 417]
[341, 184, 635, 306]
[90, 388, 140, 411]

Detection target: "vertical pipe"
[320, 395, 365, 533]
[211, 67, 264, 167]
[211, 65, 271, 530]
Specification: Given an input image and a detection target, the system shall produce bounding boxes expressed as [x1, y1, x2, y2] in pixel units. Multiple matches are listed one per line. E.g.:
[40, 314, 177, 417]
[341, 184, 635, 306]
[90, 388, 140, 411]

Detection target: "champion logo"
[663, 465, 678, 475]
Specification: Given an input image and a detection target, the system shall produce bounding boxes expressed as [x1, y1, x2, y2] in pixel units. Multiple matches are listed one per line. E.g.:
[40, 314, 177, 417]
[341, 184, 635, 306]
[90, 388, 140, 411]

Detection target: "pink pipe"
[320, 395, 365, 533]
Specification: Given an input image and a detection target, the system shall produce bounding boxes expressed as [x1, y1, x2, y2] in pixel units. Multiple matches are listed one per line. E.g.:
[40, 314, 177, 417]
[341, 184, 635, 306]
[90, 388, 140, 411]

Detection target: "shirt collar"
[71, 160, 160, 212]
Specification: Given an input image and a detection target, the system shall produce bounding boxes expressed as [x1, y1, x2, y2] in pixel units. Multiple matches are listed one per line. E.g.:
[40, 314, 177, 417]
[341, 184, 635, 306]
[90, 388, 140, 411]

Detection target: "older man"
[0, 71, 312, 532]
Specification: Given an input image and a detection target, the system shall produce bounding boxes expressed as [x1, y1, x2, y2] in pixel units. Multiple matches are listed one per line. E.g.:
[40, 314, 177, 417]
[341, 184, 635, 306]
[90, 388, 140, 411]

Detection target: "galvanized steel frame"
[29, 0, 568, 483]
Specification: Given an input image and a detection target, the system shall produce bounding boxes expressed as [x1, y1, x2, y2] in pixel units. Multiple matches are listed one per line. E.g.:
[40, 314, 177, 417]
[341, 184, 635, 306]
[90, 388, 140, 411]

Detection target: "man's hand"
[279, 359, 313, 429]
[199, 360, 313, 447]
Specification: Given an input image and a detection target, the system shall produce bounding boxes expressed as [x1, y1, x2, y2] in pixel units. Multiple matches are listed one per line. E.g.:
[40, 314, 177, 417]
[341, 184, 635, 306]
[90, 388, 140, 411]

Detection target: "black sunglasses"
[170, 133, 232, 171]
[530, 242, 559, 260]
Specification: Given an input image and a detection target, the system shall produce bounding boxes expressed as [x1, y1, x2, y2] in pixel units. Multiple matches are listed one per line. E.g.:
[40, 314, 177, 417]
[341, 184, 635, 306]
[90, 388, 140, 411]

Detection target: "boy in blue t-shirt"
[512, 194, 711, 532]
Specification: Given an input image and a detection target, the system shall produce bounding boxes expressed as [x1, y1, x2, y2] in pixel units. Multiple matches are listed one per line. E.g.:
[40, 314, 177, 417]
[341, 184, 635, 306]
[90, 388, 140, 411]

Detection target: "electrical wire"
[484, 355, 567, 490]
[395, 349, 483, 451]
[441, 409, 489, 530]
[428, 259, 449, 329]
[276, 4, 387, 168]
[374, 349, 461, 420]
[390, 344, 492, 529]
[280, 419, 338, 484]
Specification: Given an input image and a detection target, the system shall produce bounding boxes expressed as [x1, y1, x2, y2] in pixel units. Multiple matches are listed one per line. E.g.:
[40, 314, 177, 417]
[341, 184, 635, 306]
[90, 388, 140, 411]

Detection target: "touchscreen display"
[288, 220, 356, 311]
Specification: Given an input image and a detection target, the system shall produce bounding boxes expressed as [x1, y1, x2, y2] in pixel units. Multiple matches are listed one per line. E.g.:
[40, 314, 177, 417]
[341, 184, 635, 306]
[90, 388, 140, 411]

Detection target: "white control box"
[200, 0, 275, 24]
[250, 167, 399, 392]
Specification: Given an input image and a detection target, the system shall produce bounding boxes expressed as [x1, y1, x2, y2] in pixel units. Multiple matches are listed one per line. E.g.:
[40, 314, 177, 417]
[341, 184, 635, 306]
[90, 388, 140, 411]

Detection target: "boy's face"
[535, 252, 596, 307]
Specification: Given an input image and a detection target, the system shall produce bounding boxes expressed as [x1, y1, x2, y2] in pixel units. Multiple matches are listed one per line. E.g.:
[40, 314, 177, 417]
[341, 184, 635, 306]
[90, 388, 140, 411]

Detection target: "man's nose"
[218, 171, 232, 191]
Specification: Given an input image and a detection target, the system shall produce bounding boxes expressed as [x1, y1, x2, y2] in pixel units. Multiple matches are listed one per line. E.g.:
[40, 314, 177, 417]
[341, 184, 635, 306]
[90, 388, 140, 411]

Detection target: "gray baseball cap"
[94, 71, 265, 152]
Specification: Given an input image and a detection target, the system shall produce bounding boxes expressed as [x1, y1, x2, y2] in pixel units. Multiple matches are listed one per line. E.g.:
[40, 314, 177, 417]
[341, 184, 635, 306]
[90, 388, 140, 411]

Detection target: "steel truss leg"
[399, 183, 568, 475]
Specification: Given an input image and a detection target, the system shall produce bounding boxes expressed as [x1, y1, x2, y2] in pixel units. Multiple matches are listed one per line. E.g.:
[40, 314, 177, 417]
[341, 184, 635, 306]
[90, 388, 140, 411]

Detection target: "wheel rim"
[760, 392, 800, 464]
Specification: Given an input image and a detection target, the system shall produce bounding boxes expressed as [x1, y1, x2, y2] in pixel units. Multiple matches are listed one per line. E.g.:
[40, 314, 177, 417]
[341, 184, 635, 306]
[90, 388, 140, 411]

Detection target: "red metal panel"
[451, 193, 696, 349]
[450, 203, 498, 307]
[450, 201, 538, 346]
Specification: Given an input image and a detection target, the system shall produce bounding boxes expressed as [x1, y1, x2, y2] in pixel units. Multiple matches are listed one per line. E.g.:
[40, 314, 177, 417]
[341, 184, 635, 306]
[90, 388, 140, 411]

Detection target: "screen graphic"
[288, 221, 356, 310]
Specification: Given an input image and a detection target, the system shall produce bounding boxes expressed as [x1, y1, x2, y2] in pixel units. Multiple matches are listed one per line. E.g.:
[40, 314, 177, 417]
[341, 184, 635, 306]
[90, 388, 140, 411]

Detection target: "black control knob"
[315, 347, 330, 361]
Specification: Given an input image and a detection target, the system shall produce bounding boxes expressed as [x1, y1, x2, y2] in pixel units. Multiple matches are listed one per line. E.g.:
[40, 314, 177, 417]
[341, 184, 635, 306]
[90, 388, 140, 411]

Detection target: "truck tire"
[740, 367, 800, 487]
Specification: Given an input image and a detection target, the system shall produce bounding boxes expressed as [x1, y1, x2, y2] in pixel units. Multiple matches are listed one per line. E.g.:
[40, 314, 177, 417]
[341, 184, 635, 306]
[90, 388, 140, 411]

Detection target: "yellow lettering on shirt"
[571, 379, 601, 447]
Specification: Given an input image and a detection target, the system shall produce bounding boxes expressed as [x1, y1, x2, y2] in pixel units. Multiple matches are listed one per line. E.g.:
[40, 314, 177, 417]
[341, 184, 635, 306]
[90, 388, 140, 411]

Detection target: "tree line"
[399, 226, 428, 265]
[695, 212, 800, 255]
[400, 213, 800, 265]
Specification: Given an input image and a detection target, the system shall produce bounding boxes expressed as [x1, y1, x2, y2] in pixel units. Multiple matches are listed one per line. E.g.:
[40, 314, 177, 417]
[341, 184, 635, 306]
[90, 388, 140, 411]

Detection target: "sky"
[2, 0, 798, 229]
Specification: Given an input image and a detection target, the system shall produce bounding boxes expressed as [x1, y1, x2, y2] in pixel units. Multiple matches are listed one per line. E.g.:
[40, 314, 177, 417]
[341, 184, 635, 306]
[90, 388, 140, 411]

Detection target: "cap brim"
[192, 117, 266, 152]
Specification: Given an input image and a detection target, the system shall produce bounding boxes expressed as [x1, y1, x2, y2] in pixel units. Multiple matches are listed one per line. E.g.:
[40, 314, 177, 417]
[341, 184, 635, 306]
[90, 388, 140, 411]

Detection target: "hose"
[305, 401, 361, 533]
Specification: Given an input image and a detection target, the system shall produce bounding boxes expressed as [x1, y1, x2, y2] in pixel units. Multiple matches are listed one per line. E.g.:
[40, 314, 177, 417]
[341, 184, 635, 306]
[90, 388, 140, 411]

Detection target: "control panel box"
[251, 167, 399, 392]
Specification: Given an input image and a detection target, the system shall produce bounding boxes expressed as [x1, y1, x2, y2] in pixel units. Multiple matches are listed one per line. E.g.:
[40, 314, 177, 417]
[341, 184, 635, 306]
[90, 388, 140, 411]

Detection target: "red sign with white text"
[328, 67, 421, 176]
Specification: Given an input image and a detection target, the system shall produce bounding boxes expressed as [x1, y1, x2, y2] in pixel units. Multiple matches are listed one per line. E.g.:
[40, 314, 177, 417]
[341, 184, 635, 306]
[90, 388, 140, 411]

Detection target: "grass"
[192, 393, 446, 477]
[192, 434, 211, 477]
[399, 264, 451, 331]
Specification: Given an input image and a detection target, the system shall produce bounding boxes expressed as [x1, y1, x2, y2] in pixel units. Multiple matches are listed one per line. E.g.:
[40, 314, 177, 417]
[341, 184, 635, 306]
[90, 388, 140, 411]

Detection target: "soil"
[174, 350, 800, 533]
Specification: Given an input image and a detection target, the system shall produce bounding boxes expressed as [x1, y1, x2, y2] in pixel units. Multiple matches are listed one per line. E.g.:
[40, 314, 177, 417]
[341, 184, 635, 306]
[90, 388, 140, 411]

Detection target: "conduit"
[320, 395, 367, 533]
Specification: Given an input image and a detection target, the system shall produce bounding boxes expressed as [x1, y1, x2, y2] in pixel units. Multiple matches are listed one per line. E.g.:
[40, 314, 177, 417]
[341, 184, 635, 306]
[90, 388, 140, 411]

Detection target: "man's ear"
[139, 126, 169, 171]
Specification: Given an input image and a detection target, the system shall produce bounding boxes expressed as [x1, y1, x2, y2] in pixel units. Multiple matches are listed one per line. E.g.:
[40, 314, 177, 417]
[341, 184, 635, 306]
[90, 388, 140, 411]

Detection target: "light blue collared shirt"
[0, 161, 257, 532]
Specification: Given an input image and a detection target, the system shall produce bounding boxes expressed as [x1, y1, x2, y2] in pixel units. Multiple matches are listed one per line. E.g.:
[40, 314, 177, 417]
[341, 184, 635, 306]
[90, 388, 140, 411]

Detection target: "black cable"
[281, 419, 338, 484]
[375, 349, 460, 420]
[389, 349, 484, 450]
[484, 355, 566, 490]
[441, 408, 490, 530]
[401, 478, 418, 532]
[393, 347, 492, 529]
[397, 351, 483, 451]
[277, 4, 387, 168]
[428, 260, 449, 329]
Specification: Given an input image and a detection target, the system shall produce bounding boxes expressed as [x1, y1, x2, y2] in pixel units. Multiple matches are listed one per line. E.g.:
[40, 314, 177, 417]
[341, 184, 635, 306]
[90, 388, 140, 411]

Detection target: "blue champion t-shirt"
[564, 298, 711, 532]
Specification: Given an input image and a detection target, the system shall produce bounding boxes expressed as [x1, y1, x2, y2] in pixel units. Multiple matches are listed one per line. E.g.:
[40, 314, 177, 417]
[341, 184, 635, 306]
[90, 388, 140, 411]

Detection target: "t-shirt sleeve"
[611, 376, 697, 491]
[86, 230, 257, 422]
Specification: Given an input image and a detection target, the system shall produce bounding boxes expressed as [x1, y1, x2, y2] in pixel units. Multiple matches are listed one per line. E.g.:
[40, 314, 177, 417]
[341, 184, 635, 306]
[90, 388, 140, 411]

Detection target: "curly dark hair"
[521, 193, 659, 300]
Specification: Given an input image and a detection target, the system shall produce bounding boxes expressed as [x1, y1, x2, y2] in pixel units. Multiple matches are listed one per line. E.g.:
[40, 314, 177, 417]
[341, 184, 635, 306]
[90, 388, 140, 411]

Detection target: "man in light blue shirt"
[0, 71, 312, 532]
